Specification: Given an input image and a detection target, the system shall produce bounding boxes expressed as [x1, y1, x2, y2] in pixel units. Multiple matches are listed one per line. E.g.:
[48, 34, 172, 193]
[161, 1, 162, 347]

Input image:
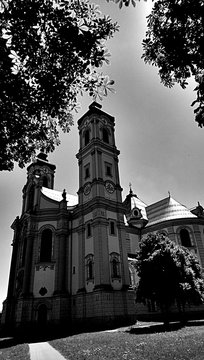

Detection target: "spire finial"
[168, 191, 171, 198]
[129, 182, 133, 194]
[62, 189, 67, 201]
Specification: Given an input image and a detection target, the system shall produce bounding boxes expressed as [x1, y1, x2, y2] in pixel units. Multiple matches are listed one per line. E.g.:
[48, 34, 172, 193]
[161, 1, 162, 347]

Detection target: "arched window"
[88, 260, 93, 279]
[84, 129, 90, 146]
[112, 259, 119, 278]
[110, 253, 120, 279]
[102, 128, 109, 144]
[180, 228, 191, 247]
[128, 262, 139, 288]
[86, 254, 94, 281]
[129, 268, 137, 288]
[40, 229, 52, 262]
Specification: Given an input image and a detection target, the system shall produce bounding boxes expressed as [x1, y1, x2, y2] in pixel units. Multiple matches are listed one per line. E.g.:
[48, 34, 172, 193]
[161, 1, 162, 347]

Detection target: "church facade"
[2, 102, 204, 330]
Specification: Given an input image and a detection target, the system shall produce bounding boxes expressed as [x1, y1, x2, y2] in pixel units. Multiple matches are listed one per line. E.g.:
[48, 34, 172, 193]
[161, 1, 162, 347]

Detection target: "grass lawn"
[50, 325, 204, 360]
[0, 343, 30, 360]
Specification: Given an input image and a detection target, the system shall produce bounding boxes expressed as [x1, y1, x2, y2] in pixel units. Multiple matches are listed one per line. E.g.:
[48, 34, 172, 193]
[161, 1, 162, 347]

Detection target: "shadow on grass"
[0, 329, 74, 348]
[127, 322, 184, 335]
[0, 322, 128, 348]
[186, 319, 204, 327]
[1, 319, 204, 348]
[127, 319, 204, 335]
[0, 337, 21, 349]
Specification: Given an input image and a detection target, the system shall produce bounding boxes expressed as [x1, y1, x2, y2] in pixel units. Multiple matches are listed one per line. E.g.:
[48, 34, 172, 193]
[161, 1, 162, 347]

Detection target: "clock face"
[105, 181, 115, 194]
[84, 183, 91, 196]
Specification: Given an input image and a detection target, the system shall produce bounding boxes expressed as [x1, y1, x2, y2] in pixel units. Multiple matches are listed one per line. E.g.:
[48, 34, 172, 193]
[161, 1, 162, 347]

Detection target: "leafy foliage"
[131, 233, 204, 318]
[0, 0, 118, 170]
[106, 0, 138, 9]
[142, 0, 204, 127]
[110, 0, 204, 128]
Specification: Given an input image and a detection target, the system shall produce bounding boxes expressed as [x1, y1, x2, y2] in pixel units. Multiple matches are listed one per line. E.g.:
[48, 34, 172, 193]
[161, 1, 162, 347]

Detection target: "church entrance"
[37, 304, 47, 326]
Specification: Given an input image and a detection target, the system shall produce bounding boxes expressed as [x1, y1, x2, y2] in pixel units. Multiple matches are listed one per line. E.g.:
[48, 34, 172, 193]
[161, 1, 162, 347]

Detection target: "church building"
[2, 102, 204, 330]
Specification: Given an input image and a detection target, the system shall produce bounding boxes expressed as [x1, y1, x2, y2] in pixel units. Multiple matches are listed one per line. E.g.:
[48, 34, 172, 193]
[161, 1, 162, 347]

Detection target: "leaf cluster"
[106, 0, 139, 9]
[0, 0, 118, 170]
[132, 233, 204, 311]
[142, 0, 204, 127]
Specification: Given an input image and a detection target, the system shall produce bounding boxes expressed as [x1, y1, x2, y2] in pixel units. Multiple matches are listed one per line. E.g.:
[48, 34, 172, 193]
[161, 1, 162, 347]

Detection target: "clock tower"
[74, 102, 136, 324]
[77, 101, 122, 205]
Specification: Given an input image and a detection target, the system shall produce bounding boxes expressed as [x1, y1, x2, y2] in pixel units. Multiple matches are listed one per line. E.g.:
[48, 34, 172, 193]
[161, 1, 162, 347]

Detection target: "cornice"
[77, 104, 115, 127]
[76, 139, 120, 159]
[72, 196, 125, 218]
[142, 217, 204, 234]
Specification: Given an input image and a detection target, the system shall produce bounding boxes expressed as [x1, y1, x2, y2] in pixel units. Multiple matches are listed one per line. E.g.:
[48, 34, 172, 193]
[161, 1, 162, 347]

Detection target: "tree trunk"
[161, 303, 170, 326]
[176, 298, 186, 326]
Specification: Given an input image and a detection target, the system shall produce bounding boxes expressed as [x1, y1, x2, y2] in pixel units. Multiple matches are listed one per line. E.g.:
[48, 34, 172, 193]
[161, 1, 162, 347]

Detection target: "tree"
[0, 0, 118, 171]
[106, 0, 138, 9]
[110, 0, 204, 128]
[2, 0, 204, 170]
[142, 0, 204, 128]
[131, 233, 204, 324]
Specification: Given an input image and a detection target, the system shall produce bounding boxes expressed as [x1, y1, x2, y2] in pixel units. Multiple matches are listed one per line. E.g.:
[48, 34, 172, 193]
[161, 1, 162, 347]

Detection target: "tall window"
[84, 164, 90, 179]
[84, 129, 90, 146]
[16, 269, 24, 296]
[102, 128, 109, 144]
[21, 239, 27, 267]
[27, 184, 35, 211]
[86, 254, 94, 281]
[87, 223, 92, 238]
[109, 220, 116, 236]
[40, 229, 52, 262]
[42, 176, 48, 187]
[180, 229, 192, 247]
[105, 162, 112, 177]
[110, 253, 120, 279]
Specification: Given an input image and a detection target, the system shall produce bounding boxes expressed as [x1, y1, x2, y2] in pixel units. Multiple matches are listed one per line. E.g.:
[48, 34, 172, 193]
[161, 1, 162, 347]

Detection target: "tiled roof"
[146, 196, 196, 227]
[41, 187, 78, 207]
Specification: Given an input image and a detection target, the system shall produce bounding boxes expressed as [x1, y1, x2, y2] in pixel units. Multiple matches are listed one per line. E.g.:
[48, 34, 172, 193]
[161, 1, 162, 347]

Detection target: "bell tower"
[75, 102, 136, 325]
[77, 101, 122, 205]
[1, 152, 57, 330]
[22, 152, 56, 214]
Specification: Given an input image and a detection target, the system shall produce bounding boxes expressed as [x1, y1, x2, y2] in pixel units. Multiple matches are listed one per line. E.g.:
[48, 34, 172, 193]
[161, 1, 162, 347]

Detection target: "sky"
[1, 1, 204, 311]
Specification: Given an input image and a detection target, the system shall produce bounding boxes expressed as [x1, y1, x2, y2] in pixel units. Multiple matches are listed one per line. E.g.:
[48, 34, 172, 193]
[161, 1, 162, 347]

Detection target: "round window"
[133, 209, 139, 217]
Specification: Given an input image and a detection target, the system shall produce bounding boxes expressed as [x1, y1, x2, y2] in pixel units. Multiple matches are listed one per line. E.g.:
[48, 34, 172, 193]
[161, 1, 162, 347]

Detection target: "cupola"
[123, 186, 148, 229]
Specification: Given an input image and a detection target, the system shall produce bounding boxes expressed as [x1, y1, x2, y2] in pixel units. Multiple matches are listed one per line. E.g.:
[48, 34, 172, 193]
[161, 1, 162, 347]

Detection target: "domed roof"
[146, 196, 196, 227]
[123, 188, 148, 228]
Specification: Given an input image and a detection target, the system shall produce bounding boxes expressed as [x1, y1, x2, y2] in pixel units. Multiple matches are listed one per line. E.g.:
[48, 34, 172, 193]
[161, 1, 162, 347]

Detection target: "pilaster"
[93, 214, 111, 289]
[54, 232, 67, 295]
[193, 224, 204, 268]
[22, 234, 34, 297]
[77, 223, 86, 292]
[117, 220, 130, 288]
